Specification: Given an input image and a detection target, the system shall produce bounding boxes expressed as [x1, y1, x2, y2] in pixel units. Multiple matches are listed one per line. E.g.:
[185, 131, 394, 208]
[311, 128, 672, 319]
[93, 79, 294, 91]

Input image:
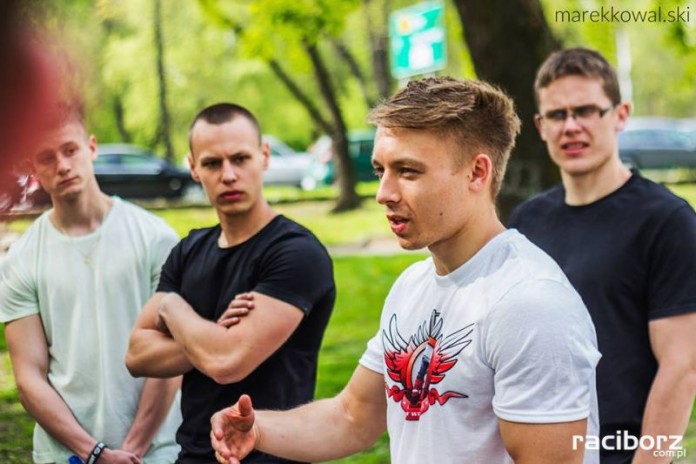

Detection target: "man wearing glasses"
[509, 48, 696, 464]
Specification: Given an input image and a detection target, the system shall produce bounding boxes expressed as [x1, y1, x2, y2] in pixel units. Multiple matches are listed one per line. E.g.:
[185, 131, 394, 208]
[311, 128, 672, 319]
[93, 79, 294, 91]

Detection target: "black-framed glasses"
[538, 104, 616, 125]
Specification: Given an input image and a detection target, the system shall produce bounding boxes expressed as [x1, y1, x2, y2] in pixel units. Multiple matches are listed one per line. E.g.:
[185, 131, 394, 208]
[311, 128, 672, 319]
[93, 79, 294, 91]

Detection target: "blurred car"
[301, 129, 376, 190]
[95, 144, 196, 199]
[619, 129, 696, 170]
[263, 135, 313, 187]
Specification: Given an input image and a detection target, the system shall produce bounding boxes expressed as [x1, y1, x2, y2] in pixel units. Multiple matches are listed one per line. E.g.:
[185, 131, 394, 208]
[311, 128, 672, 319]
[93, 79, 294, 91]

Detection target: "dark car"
[619, 129, 696, 170]
[94, 144, 196, 199]
[301, 129, 376, 190]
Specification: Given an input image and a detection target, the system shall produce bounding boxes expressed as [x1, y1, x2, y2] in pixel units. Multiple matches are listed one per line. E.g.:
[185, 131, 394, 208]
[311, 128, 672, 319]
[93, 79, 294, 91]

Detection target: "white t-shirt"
[0, 197, 182, 463]
[360, 230, 600, 464]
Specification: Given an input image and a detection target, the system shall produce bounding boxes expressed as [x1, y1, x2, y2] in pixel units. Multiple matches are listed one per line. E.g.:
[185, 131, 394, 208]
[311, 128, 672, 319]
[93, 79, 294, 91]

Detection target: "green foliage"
[541, 0, 696, 117]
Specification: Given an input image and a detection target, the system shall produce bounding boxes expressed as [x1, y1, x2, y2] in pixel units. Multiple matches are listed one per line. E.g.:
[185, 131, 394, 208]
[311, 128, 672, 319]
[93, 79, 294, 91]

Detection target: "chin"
[396, 237, 425, 251]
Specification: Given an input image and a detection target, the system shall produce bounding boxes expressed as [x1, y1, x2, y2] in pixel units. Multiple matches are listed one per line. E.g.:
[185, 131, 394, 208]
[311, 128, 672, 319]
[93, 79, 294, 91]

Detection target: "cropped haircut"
[368, 76, 521, 198]
[188, 103, 262, 157]
[534, 47, 621, 106]
[24, 97, 87, 162]
[42, 97, 86, 131]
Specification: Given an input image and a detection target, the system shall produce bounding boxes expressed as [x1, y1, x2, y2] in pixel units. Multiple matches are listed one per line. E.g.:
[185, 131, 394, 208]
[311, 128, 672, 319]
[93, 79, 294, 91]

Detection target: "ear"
[261, 141, 270, 171]
[534, 114, 547, 142]
[188, 153, 201, 183]
[468, 153, 493, 194]
[614, 102, 631, 132]
[89, 135, 98, 161]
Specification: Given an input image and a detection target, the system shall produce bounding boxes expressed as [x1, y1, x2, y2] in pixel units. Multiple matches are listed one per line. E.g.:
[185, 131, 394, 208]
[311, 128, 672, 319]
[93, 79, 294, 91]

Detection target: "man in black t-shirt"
[509, 48, 696, 464]
[126, 103, 336, 464]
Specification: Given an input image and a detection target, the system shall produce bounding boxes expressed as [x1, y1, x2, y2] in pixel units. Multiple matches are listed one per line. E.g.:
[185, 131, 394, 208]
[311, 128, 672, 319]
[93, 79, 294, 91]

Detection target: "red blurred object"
[1, 1, 61, 197]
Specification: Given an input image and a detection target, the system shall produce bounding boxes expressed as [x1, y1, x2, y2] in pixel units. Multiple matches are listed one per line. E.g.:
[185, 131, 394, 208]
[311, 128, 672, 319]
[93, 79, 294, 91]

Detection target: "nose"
[375, 170, 399, 205]
[56, 154, 71, 174]
[221, 160, 238, 183]
[561, 112, 583, 134]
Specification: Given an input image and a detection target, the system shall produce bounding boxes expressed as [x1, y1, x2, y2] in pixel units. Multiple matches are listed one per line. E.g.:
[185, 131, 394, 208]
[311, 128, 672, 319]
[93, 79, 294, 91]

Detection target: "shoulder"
[115, 198, 176, 235]
[508, 184, 564, 225]
[618, 175, 695, 233]
[2, 212, 50, 260]
[491, 230, 568, 283]
[387, 257, 434, 292]
[263, 216, 330, 257]
[622, 174, 691, 212]
[175, 225, 219, 256]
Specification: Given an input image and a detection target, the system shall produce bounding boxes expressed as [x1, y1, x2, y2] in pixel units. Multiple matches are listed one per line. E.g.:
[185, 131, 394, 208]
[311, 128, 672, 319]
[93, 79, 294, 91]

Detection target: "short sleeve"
[359, 332, 384, 374]
[0, 247, 39, 323]
[646, 204, 696, 320]
[254, 234, 334, 315]
[156, 239, 185, 294]
[149, 225, 179, 294]
[484, 279, 600, 424]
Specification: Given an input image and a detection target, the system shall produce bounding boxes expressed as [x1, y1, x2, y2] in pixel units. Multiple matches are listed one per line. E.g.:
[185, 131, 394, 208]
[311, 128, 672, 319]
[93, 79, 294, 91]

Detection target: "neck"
[562, 158, 632, 206]
[51, 190, 113, 236]
[430, 203, 506, 275]
[217, 200, 277, 248]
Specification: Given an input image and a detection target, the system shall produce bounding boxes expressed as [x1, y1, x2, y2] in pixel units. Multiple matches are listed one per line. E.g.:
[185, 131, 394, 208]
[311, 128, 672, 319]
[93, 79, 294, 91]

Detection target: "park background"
[1, 0, 696, 461]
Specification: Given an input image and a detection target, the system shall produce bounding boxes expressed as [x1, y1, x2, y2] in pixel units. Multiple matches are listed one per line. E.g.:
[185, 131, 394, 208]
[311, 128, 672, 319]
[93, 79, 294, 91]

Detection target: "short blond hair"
[368, 77, 520, 198]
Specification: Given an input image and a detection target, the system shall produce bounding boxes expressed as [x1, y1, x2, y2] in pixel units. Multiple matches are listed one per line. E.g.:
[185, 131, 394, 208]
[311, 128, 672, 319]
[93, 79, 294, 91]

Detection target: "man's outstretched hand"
[211, 394, 259, 464]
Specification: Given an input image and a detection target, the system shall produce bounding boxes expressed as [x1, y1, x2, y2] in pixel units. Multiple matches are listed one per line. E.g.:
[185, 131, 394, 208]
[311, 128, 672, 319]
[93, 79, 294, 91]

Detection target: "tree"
[153, 0, 174, 162]
[451, 0, 561, 219]
[200, 0, 369, 211]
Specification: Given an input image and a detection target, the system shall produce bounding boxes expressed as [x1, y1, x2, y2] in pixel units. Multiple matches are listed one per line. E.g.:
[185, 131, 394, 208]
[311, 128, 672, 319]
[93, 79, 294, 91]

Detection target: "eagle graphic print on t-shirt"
[382, 309, 473, 421]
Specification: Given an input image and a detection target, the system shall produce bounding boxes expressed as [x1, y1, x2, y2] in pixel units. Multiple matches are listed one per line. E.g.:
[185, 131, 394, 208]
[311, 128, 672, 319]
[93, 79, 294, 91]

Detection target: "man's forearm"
[121, 377, 181, 456]
[126, 328, 192, 378]
[632, 366, 696, 464]
[17, 377, 100, 461]
[158, 293, 251, 382]
[253, 397, 383, 462]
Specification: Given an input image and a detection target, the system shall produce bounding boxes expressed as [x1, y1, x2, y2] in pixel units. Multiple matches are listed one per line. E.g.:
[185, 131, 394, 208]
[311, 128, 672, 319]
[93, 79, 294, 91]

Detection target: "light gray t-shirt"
[0, 197, 181, 463]
[360, 229, 600, 464]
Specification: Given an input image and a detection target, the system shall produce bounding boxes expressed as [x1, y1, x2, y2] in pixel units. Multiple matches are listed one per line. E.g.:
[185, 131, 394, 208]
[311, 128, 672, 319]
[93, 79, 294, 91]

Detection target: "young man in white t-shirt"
[0, 99, 182, 463]
[209, 77, 601, 464]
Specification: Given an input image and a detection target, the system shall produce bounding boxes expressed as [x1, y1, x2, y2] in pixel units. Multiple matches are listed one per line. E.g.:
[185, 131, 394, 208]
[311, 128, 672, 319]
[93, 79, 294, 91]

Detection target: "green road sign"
[389, 1, 446, 80]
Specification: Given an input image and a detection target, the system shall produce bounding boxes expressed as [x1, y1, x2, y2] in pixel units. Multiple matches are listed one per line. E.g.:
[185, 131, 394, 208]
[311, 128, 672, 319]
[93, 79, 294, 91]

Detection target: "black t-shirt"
[158, 215, 336, 463]
[509, 173, 696, 463]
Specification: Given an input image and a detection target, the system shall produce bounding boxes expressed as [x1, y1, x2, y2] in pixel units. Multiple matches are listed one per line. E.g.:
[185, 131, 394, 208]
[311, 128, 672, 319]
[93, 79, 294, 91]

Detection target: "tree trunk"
[112, 95, 132, 143]
[364, 0, 392, 100]
[305, 42, 361, 212]
[330, 38, 377, 109]
[451, 0, 561, 221]
[153, 0, 174, 162]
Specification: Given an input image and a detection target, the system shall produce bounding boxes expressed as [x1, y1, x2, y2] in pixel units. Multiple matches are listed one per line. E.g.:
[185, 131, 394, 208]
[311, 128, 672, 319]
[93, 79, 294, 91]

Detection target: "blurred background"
[1, 1, 696, 461]
[2, 0, 695, 216]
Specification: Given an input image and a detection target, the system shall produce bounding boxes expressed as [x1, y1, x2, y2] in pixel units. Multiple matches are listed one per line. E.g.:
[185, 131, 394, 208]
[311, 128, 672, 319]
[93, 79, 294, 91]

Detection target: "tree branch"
[268, 59, 333, 134]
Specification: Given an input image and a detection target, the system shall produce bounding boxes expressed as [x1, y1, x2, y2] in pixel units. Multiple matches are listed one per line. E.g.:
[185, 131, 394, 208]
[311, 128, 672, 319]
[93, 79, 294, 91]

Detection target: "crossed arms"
[126, 290, 303, 384]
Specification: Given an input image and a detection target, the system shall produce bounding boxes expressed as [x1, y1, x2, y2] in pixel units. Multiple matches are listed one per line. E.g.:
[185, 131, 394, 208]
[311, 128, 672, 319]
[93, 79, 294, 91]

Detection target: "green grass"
[0, 253, 425, 463]
[153, 200, 392, 245]
[1, 183, 695, 462]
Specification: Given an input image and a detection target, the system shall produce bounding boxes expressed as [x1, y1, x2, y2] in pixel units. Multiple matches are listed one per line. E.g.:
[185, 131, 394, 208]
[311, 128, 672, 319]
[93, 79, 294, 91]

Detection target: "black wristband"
[86, 441, 107, 464]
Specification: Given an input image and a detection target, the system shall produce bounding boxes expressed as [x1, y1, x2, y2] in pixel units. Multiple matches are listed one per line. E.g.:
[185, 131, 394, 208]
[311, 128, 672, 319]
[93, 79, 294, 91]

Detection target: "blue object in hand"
[68, 456, 83, 464]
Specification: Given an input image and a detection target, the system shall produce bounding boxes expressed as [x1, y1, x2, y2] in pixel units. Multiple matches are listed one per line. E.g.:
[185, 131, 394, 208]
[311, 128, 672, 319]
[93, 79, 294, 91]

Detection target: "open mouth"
[387, 215, 410, 235]
[561, 141, 589, 154]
